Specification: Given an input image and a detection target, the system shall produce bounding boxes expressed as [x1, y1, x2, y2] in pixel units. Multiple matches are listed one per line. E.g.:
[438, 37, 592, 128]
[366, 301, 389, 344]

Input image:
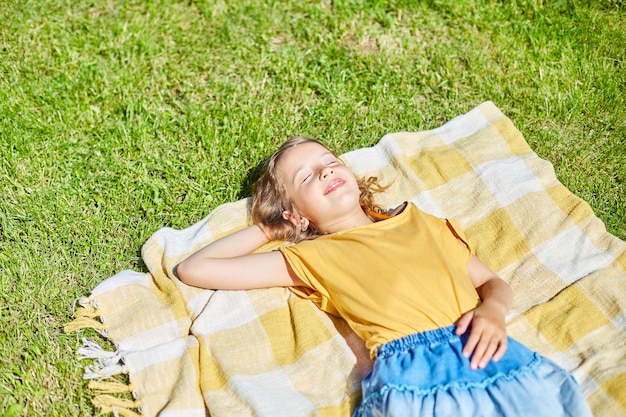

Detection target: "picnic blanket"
[66, 101, 626, 417]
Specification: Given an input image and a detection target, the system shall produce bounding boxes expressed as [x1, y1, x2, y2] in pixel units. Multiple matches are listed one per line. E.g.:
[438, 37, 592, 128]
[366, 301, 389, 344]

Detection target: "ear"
[299, 217, 310, 232]
[282, 210, 310, 231]
[282, 209, 298, 226]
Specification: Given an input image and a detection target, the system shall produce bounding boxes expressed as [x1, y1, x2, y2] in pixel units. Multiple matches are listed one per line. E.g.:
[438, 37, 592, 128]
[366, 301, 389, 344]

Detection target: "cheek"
[289, 186, 312, 209]
[346, 174, 361, 191]
[298, 186, 319, 207]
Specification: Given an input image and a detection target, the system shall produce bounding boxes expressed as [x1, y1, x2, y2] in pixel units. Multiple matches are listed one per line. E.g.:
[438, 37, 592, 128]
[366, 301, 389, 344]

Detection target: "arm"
[176, 225, 303, 290]
[455, 254, 513, 370]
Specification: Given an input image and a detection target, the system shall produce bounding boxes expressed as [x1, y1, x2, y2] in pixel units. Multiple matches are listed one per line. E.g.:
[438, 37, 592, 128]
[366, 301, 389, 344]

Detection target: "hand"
[455, 301, 508, 370]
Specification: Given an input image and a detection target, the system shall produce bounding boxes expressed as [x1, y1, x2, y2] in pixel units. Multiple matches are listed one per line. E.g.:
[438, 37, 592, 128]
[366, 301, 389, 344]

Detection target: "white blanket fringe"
[78, 338, 126, 379]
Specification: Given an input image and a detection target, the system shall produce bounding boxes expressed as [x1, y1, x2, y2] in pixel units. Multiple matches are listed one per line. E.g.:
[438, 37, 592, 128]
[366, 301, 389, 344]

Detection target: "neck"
[319, 208, 373, 234]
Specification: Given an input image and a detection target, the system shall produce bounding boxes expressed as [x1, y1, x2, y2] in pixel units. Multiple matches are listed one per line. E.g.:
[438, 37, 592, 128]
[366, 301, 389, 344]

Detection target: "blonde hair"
[251, 137, 389, 243]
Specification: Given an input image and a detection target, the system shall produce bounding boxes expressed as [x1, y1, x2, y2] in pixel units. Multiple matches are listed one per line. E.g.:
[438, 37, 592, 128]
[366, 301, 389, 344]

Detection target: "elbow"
[175, 257, 221, 290]
[175, 259, 198, 287]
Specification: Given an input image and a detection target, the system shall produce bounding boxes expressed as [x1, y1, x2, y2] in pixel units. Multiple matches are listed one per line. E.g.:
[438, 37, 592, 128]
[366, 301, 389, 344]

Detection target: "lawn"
[0, 0, 624, 415]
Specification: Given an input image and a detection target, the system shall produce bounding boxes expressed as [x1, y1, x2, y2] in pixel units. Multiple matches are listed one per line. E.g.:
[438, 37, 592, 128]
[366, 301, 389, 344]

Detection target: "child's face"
[276, 141, 363, 233]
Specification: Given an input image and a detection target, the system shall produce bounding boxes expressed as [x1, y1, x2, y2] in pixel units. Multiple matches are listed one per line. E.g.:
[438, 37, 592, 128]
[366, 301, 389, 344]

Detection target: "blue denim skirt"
[354, 326, 592, 417]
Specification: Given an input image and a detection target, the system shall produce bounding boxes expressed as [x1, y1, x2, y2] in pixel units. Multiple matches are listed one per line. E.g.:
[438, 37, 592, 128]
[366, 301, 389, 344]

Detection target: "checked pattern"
[69, 101, 626, 416]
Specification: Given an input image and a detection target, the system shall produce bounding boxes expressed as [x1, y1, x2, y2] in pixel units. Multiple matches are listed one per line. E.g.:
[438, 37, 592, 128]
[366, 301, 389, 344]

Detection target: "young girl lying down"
[177, 137, 592, 417]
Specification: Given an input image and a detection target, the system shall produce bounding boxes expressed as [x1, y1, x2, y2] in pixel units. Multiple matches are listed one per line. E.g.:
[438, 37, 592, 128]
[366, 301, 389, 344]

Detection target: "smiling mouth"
[324, 179, 345, 195]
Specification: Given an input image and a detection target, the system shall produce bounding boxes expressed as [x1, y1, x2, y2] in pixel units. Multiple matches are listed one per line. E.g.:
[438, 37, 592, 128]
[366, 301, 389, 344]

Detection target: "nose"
[320, 166, 333, 179]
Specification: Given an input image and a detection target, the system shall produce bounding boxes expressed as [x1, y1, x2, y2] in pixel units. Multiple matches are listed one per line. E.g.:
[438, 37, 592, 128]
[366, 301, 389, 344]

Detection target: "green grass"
[0, 0, 624, 415]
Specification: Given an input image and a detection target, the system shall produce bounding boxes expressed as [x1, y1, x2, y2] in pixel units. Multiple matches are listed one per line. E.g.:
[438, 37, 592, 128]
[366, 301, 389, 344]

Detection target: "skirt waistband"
[376, 325, 458, 358]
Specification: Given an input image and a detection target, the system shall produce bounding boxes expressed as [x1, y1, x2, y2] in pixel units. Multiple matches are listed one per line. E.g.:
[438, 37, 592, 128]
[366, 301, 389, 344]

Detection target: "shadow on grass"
[237, 156, 270, 200]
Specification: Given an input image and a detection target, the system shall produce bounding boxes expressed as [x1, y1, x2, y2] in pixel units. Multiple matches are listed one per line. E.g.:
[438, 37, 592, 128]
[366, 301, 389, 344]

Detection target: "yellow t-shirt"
[280, 202, 481, 354]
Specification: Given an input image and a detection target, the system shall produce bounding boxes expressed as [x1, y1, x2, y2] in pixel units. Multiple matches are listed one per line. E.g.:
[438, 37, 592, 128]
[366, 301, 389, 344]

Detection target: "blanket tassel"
[78, 338, 126, 379]
[89, 380, 133, 394]
[66, 300, 140, 416]
[92, 395, 141, 417]
[64, 305, 106, 333]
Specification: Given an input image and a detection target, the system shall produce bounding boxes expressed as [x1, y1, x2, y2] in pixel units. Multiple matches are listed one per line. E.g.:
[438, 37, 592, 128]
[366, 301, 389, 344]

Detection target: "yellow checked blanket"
[66, 101, 626, 416]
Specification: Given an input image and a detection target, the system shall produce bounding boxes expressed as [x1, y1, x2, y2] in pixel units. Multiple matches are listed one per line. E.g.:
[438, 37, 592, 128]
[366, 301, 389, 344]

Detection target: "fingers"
[454, 311, 474, 336]
[469, 333, 500, 370]
[462, 327, 480, 363]
[492, 337, 508, 362]
[455, 305, 509, 370]
[461, 320, 508, 370]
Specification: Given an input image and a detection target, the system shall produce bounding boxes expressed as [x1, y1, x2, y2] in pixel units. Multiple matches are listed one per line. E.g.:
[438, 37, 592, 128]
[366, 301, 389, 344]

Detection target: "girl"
[177, 137, 592, 417]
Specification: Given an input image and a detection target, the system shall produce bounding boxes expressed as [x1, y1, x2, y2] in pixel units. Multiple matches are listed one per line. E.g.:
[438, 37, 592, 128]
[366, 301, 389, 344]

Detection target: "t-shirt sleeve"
[445, 218, 473, 263]
[279, 245, 341, 316]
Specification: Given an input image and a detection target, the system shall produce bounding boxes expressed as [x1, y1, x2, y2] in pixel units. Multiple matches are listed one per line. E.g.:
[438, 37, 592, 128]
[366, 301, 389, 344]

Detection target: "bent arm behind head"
[175, 224, 302, 290]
